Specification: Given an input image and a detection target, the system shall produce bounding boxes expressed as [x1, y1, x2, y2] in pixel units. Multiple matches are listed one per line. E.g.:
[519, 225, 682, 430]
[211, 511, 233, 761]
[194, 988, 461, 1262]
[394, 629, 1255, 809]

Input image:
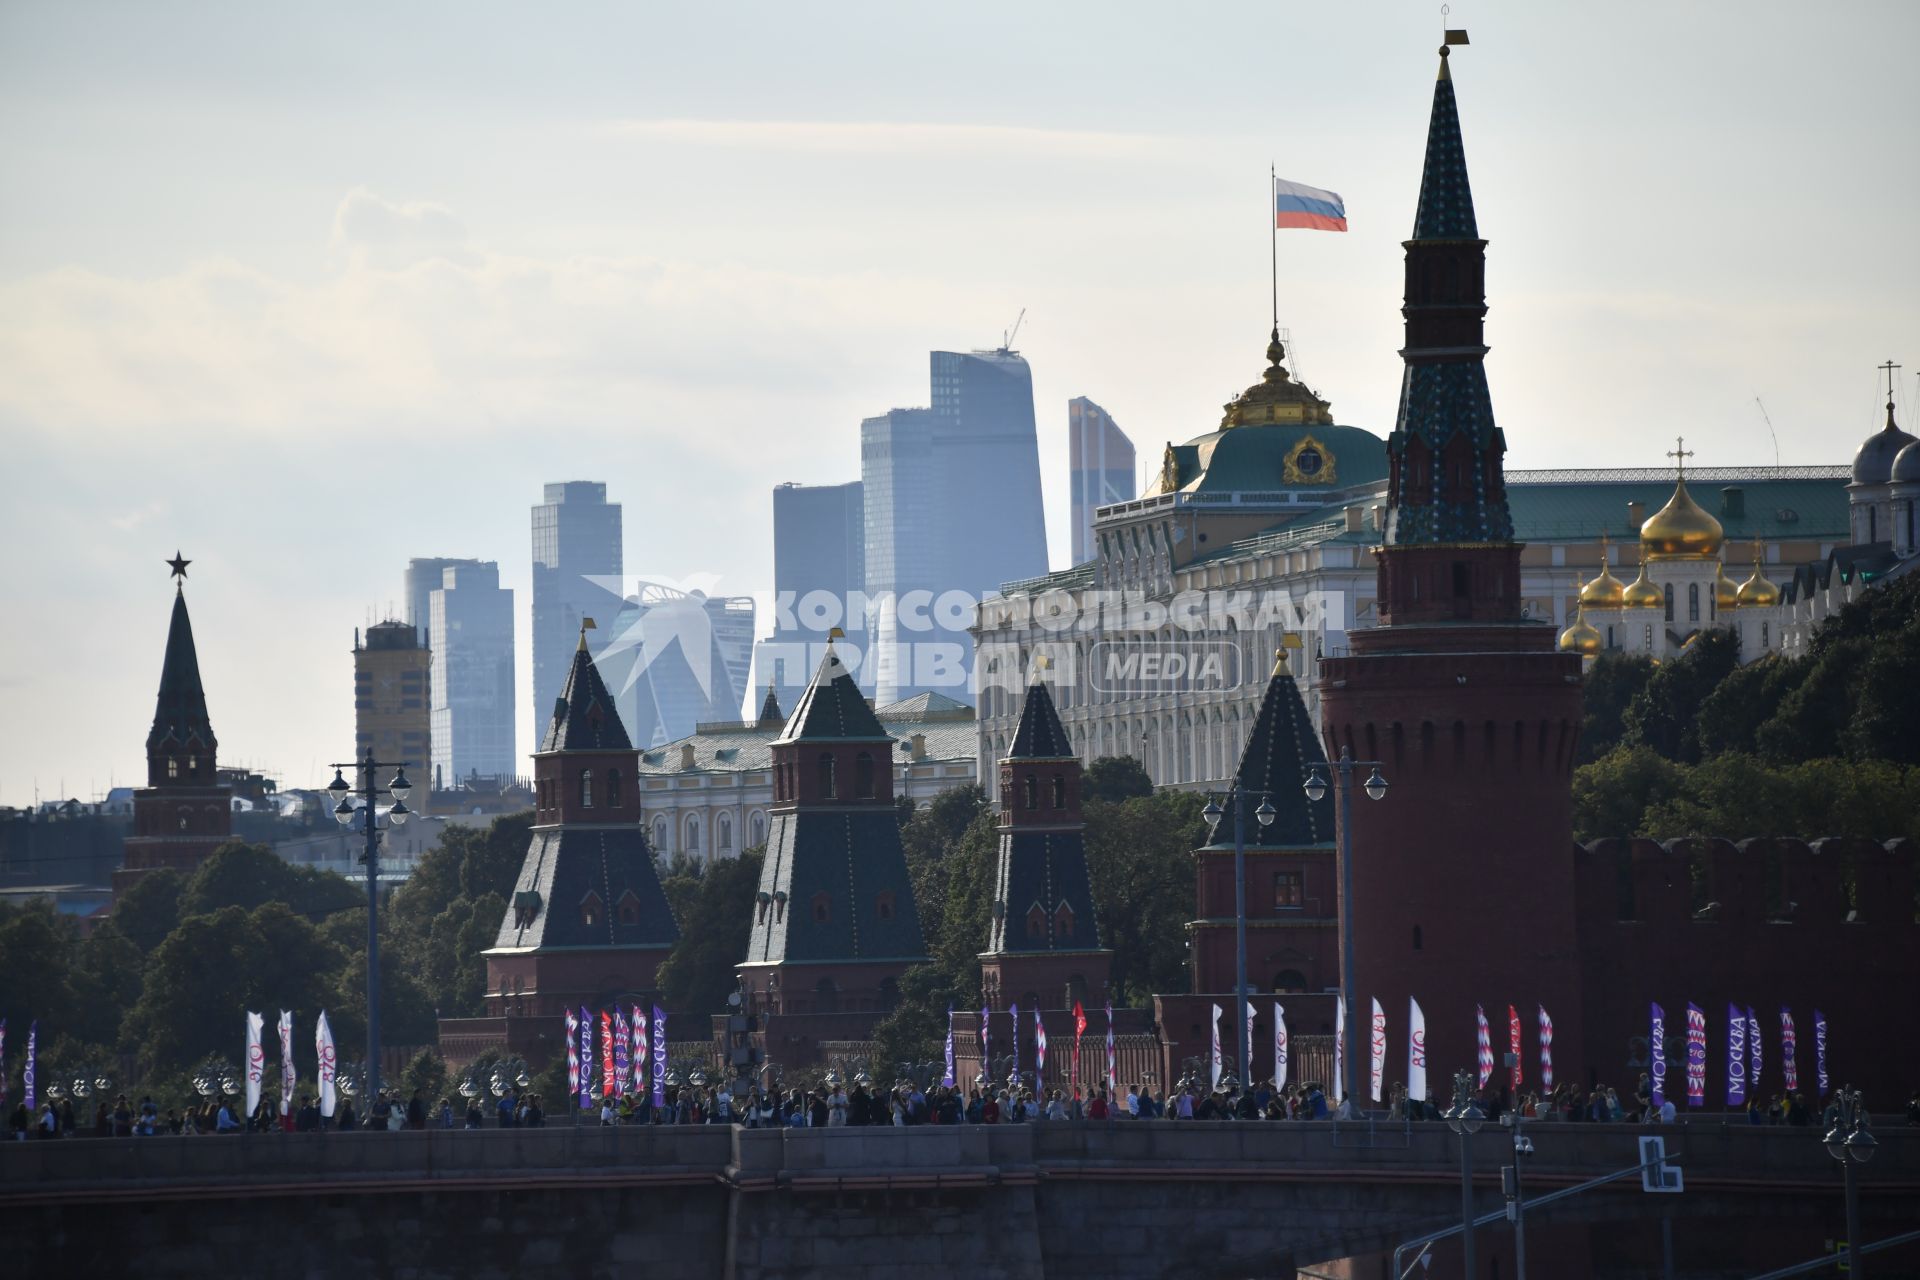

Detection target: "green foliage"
[179, 842, 361, 922]
[110, 868, 186, 953]
[1083, 790, 1207, 1004]
[1577, 655, 1653, 763]
[1084, 755, 1154, 803]
[0, 901, 78, 1035]
[385, 812, 533, 1020]
[1622, 629, 1741, 763]
[1574, 748, 1920, 844]
[1572, 746, 1686, 842]
[655, 849, 765, 1015]
[401, 1047, 448, 1103]
[928, 813, 1000, 984]
[899, 785, 989, 945]
[1695, 655, 1804, 757]
[869, 963, 961, 1069]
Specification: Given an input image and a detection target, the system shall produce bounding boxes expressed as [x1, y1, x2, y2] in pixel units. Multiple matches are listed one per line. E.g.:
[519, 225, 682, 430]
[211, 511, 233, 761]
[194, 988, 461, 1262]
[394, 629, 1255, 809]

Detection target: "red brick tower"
[1317, 45, 1585, 1097]
[117, 553, 232, 895]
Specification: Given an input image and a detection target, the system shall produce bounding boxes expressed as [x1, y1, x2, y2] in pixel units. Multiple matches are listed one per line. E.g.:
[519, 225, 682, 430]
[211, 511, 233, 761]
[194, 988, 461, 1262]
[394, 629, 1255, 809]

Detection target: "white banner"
[1274, 1002, 1288, 1091]
[1409, 997, 1428, 1103]
[1334, 995, 1346, 1104]
[1369, 998, 1387, 1102]
[278, 1010, 295, 1117]
[315, 1010, 337, 1117]
[245, 1011, 265, 1119]
[1209, 1003, 1223, 1092]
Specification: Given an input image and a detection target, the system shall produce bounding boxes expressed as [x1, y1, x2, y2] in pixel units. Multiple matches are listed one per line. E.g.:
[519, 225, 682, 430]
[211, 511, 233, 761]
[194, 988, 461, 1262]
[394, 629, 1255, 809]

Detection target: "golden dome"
[1579, 535, 1627, 609]
[1621, 555, 1665, 609]
[1714, 562, 1741, 611]
[1736, 541, 1781, 608]
[1640, 477, 1724, 559]
[1558, 602, 1604, 657]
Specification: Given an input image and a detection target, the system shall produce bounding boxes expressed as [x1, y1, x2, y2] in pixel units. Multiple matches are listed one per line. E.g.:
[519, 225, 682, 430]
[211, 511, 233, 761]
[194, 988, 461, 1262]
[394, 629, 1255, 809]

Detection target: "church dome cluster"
[1638, 476, 1724, 560]
[1852, 398, 1917, 486]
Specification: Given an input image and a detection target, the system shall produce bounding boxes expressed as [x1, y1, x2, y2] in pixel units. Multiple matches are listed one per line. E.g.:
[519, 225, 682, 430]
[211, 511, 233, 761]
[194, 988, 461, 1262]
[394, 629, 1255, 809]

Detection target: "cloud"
[604, 117, 1184, 160]
[329, 188, 477, 269]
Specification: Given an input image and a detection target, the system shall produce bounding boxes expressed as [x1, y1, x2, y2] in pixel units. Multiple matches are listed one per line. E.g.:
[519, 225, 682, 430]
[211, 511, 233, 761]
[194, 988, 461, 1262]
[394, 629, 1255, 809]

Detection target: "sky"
[0, 0, 1915, 806]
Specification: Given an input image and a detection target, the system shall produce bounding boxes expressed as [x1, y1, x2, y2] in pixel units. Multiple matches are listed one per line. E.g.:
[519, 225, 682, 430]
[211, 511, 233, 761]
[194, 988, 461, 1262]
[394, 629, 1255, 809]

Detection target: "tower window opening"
[819, 753, 836, 799]
[1023, 774, 1038, 810]
[1051, 774, 1066, 809]
[578, 770, 592, 808]
[855, 751, 875, 799]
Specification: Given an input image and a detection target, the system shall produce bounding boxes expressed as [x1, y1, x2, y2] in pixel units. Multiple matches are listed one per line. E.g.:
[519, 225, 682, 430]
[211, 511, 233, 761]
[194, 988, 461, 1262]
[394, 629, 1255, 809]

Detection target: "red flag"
[1507, 1004, 1522, 1091]
[1073, 1002, 1087, 1037]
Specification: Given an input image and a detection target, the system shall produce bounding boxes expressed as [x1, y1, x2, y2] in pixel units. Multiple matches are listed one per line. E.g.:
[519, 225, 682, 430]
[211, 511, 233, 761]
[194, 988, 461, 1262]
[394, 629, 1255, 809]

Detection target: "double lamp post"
[326, 750, 413, 1111]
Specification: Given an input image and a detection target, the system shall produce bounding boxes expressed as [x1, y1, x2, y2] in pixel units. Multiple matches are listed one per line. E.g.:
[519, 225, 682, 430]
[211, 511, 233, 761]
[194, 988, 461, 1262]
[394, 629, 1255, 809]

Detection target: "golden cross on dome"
[1880, 359, 1902, 402]
[1667, 437, 1694, 480]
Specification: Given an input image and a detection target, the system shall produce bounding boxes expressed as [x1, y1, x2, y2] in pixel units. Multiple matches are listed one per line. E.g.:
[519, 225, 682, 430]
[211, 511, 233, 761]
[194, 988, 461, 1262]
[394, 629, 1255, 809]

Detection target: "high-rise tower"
[1317, 43, 1585, 1097]
[1068, 397, 1135, 565]
[117, 554, 232, 893]
[531, 481, 623, 751]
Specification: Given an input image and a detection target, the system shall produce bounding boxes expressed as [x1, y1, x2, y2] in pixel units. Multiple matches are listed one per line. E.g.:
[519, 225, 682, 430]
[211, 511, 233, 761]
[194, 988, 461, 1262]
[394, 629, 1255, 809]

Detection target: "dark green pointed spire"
[1412, 47, 1479, 241]
[1007, 674, 1073, 760]
[146, 585, 217, 755]
[776, 642, 887, 743]
[540, 631, 632, 752]
[1205, 649, 1332, 848]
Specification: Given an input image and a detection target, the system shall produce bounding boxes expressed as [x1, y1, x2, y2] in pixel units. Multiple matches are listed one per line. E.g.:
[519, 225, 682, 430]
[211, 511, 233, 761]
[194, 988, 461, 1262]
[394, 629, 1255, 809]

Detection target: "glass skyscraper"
[428, 561, 516, 788]
[1068, 396, 1136, 564]
[531, 481, 623, 747]
[753, 480, 866, 704]
[596, 586, 757, 746]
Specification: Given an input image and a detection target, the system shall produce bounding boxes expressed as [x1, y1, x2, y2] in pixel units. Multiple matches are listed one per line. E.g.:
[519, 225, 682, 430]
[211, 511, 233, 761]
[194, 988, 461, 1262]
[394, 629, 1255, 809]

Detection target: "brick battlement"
[1574, 837, 1918, 930]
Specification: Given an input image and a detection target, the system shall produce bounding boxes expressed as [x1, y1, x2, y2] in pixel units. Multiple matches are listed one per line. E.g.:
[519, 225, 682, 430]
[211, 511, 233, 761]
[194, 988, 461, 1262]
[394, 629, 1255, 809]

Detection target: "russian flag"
[1275, 178, 1347, 232]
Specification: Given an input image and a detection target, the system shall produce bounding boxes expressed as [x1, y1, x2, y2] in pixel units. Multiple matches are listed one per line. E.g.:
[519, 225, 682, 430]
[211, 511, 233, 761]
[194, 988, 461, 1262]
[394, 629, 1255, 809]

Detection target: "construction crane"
[1000, 307, 1026, 353]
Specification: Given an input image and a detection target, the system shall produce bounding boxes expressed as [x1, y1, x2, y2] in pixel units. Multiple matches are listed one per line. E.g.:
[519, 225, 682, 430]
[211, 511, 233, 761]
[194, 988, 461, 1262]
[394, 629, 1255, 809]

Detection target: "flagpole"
[1269, 164, 1278, 332]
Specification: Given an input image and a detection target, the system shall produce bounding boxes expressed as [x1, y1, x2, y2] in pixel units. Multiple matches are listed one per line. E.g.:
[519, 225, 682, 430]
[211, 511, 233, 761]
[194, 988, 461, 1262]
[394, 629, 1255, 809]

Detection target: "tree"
[179, 842, 360, 923]
[0, 901, 78, 1040]
[655, 849, 765, 1015]
[401, 1047, 448, 1104]
[1842, 624, 1920, 765]
[899, 785, 989, 946]
[1577, 655, 1653, 764]
[1083, 790, 1207, 1003]
[1084, 755, 1154, 804]
[1696, 655, 1804, 758]
[869, 963, 959, 1070]
[110, 868, 186, 953]
[1623, 629, 1741, 762]
[1571, 745, 1686, 842]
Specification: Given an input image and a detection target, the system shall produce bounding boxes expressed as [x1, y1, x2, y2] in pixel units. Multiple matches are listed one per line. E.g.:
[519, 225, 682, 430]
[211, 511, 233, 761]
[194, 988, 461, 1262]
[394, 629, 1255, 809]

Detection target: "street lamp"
[1200, 787, 1277, 1110]
[1823, 1086, 1876, 1277]
[1444, 1067, 1484, 1280]
[325, 751, 412, 1114]
[1302, 747, 1387, 1107]
[1501, 1108, 1536, 1277]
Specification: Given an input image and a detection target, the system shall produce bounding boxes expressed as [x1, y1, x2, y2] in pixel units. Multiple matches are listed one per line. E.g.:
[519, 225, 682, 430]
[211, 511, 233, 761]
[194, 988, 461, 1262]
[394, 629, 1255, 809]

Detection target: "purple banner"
[613, 1008, 631, 1098]
[1814, 1010, 1828, 1095]
[1649, 1003, 1667, 1107]
[979, 1002, 989, 1082]
[1781, 1007, 1798, 1091]
[650, 1005, 667, 1109]
[1747, 1006, 1761, 1090]
[578, 1004, 593, 1111]
[1725, 1002, 1746, 1107]
[632, 1004, 648, 1096]
[24, 1020, 36, 1112]
[1685, 1003, 1706, 1107]
[1010, 1002, 1019, 1080]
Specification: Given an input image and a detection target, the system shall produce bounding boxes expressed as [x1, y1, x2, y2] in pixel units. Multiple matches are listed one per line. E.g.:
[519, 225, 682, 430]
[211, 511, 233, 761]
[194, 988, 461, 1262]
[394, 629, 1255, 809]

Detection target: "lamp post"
[1444, 1067, 1485, 1280]
[1502, 1103, 1536, 1278]
[325, 751, 413, 1112]
[1201, 789, 1277, 1103]
[1823, 1086, 1877, 1277]
[1302, 748, 1387, 1108]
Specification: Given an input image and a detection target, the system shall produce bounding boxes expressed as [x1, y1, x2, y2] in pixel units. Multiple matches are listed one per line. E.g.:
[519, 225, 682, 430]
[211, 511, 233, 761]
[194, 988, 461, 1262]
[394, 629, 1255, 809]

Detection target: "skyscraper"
[531, 481, 623, 749]
[596, 586, 757, 747]
[859, 347, 1048, 703]
[1068, 396, 1135, 564]
[430, 561, 517, 789]
[354, 620, 431, 798]
[404, 555, 488, 720]
[754, 481, 865, 705]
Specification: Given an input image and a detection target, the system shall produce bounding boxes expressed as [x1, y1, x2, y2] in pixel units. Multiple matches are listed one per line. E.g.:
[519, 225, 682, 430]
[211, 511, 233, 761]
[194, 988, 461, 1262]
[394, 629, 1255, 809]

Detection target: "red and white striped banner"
[1475, 1005, 1493, 1089]
[1507, 1004, 1522, 1091]
[1538, 1005, 1555, 1092]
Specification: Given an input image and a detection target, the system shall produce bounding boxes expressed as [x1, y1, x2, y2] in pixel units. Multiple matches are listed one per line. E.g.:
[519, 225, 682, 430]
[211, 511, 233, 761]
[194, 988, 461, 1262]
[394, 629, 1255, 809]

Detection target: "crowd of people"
[13, 1074, 1914, 1137]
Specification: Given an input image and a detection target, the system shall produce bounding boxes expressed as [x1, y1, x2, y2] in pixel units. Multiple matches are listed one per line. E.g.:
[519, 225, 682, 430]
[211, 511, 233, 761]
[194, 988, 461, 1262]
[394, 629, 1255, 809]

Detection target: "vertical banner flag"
[0, 1019, 6, 1111]
[613, 1008, 631, 1099]
[981, 1001, 992, 1083]
[578, 1005, 593, 1110]
[1538, 1005, 1555, 1093]
[1072, 1001, 1087, 1089]
[1408, 999, 1427, 1103]
[278, 1011, 295, 1117]
[24, 1020, 37, 1111]
[244, 1011, 265, 1118]
[1210, 1003, 1223, 1092]
[631, 1004, 648, 1096]
[1726, 1003, 1747, 1107]
[1650, 1003, 1667, 1107]
[1685, 1003, 1706, 1107]
[1508, 1004, 1523, 1091]
[943, 1006, 956, 1088]
[1274, 1002, 1289, 1091]
[650, 1005, 667, 1109]
[1781, 1008, 1799, 1091]
[565, 1008, 580, 1102]
[600, 1010, 615, 1098]
[1034, 1009, 1048, 1083]
[1105, 1001, 1116, 1097]
[1475, 1005, 1493, 1089]
[1814, 1010, 1828, 1095]
[1334, 996, 1346, 1101]
[315, 1011, 336, 1118]
[1274, 177, 1349, 232]
[1748, 1006, 1762, 1092]
[1010, 1002, 1019, 1081]
[1369, 998, 1387, 1103]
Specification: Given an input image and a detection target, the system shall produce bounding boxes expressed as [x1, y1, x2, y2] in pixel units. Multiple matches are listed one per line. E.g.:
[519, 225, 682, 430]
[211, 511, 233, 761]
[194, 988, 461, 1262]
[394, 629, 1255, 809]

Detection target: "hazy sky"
[1, 0, 1915, 805]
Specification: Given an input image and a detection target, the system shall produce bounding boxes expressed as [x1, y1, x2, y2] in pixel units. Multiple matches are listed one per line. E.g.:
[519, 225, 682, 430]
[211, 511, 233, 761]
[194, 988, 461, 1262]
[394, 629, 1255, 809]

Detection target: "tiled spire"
[1205, 649, 1333, 848]
[146, 583, 217, 759]
[540, 627, 632, 752]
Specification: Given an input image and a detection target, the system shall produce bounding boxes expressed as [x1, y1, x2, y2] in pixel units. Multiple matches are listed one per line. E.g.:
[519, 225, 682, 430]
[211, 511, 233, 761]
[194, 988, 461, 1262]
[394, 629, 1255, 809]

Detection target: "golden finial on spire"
[577, 617, 597, 651]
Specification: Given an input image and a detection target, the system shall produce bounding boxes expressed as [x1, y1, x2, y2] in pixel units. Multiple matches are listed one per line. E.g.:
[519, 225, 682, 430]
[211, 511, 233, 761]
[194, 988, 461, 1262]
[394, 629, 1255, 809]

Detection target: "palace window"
[1664, 583, 1674, 623]
[1023, 774, 1038, 809]
[1274, 871, 1304, 910]
[1688, 582, 1700, 623]
[1762, 620, 1770, 649]
[717, 813, 733, 853]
